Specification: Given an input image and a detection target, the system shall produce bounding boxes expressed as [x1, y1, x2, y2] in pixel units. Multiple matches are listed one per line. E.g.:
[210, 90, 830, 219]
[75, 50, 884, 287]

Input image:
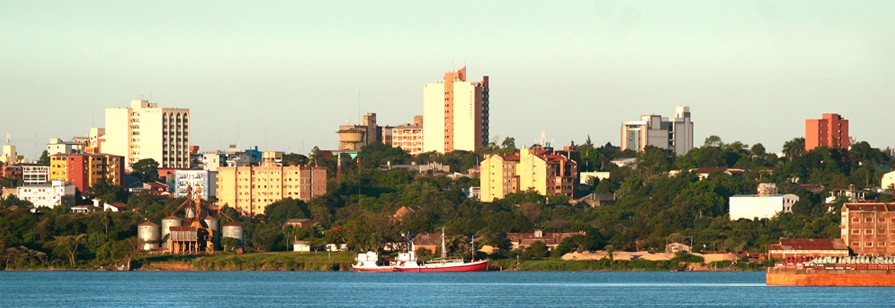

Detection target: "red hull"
[394, 259, 489, 272]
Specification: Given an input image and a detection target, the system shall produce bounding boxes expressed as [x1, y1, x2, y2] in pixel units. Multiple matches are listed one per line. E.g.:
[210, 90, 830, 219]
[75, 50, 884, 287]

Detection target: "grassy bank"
[138, 251, 356, 271]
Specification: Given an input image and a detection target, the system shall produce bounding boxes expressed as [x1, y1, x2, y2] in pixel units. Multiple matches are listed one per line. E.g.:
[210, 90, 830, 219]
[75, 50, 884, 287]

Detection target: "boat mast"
[471, 234, 475, 261]
[441, 226, 447, 259]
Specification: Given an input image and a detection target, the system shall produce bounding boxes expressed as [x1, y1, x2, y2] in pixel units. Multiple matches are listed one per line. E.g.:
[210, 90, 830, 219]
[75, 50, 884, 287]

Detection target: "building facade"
[337, 112, 382, 151]
[16, 180, 76, 210]
[480, 147, 577, 202]
[173, 170, 218, 200]
[22, 165, 50, 185]
[423, 67, 489, 153]
[840, 203, 895, 256]
[480, 154, 520, 202]
[50, 153, 125, 193]
[620, 106, 693, 155]
[805, 113, 850, 151]
[729, 194, 799, 220]
[104, 100, 191, 168]
[880, 171, 895, 191]
[46, 138, 86, 155]
[216, 163, 327, 216]
[390, 115, 424, 155]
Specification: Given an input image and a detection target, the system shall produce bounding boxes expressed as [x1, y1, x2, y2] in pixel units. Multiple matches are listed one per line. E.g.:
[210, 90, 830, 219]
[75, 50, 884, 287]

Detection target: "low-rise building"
[174, 170, 217, 199]
[665, 242, 692, 254]
[390, 116, 424, 155]
[505, 230, 585, 251]
[22, 165, 49, 185]
[729, 183, 799, 220]
[46, 138, 86, 155]
[283, 218, 317, 228]
[579, 171, 610, 184]
[16, 180, 76, 210]
[840, 203, 895, 256]
[292, 241, 312, 252]
[767, 238, 849, 260]
[480, 147, 578, 202]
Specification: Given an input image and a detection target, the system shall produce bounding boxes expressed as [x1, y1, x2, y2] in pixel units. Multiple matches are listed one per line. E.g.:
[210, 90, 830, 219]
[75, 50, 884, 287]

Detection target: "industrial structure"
[137, 186, 244, 254]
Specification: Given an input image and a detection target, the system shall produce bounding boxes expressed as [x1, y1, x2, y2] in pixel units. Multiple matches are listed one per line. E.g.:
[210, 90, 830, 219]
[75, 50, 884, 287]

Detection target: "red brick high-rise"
[805, 113, 850, 151]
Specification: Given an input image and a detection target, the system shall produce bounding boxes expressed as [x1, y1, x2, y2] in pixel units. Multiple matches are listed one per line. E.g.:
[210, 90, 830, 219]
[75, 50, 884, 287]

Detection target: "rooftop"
[769, 238, 847, 251]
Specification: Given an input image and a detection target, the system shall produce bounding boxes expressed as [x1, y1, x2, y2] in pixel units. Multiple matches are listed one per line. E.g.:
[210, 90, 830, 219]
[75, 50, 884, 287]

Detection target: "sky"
[2, 1, 893, 160]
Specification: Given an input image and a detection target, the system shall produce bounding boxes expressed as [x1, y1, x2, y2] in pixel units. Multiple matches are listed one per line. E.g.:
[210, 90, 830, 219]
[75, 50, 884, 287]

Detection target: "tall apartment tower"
[805, 113, 850, 151]
[423, 67, 489, 153]
[104, 100, 191, 168]
[620, 106, 693, 155]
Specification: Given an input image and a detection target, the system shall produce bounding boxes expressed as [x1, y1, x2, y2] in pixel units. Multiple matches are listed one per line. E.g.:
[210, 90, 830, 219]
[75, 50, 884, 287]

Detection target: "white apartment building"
[621, 106, 694, 156]
[16, 180, 76, 210]
[22, 165, 50, 185]
[174, 170, 217, 200]
[46, 138, 85, 155]
[104, 100, 191, 168]
[729, 194, 800, 220]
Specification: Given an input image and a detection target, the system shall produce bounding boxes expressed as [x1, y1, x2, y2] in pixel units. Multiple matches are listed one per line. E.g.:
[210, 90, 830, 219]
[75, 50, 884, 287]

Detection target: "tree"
[37, 150, 50, 166]
[50, 234, 86, 268]
[704, 135, 724, 148]
[522, 241, 548, 260]
[282, 153, 309, 166]
[132, 158, 160, 182]
[782, 138, 805, 159]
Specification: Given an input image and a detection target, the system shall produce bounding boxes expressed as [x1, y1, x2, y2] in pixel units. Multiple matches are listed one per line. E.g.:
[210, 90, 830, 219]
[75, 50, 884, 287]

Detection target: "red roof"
[107, 202, 127, 209]
[501, 155, 520, 161]
[506, 231, 585, 246]
[223, 222, 242, 227]
[769, 238, 847, 251]
[139, 221, 158, 226]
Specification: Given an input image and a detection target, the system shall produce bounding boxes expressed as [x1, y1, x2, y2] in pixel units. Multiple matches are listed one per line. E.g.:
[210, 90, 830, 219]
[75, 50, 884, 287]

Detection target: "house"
[143, 181, 172, 197]
[669, 167, 745, 180]
[394, 206, 413, 222]
[283, 218, 316, 228]
[767, 238, 849, 260]
[665, 242, 691, 254]
[572, 193, 615, 207]
[883, 171, 895, 191]
[609, 158, 636, 168]
[826, 185, 865, 204]
[293, 241, 311, 252]
[325, 243, 348, 252]
[505, 230, 585, 251]
[90, 198, 127, 212]
[71, 205, 101, 214]
[579, 171, 610, 184]
[411, 233, 442, 253]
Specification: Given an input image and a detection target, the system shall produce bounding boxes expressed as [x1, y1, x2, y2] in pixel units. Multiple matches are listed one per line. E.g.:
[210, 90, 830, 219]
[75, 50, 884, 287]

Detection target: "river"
[1, 271, 892, 307]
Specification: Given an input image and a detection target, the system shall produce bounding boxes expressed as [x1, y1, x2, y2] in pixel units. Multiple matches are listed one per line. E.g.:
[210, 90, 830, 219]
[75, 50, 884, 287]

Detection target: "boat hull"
[352, 266, 396, 272]
[767, 268, 895, 286]
[394, 259, 489, 272]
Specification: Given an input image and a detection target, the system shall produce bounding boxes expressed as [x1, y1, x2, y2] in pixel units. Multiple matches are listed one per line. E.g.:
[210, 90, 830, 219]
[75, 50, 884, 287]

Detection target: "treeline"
[1, 136, 893, 269]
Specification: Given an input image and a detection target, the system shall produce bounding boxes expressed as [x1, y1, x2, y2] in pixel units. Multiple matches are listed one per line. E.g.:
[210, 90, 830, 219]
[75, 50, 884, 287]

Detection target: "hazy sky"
[2, 1, 893, 160]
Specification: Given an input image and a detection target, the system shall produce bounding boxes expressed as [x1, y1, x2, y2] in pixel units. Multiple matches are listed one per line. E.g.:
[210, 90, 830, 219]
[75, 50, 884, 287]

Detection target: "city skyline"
[2, 1, 894, 160]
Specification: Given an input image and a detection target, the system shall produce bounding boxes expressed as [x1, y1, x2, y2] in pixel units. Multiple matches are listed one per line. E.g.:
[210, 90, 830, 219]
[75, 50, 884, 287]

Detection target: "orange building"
[49, 153, 125, 192]
[840, 203, 895, 256]
[805, 113, 850, 151]
[422, 67, 489, 153]
[391, 116, 424, 155]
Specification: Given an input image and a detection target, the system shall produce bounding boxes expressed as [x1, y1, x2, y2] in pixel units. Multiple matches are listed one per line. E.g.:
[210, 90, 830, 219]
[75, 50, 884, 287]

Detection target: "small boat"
[393, 227, 489, 272]
[352, 251, 395, 272]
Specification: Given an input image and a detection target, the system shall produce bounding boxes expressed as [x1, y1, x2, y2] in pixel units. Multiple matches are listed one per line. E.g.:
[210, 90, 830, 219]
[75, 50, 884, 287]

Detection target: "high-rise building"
[104, 100, 191, 168]
[423, 67, 489, 153]
[1, 133, 19, 164]
[49, 153, 125, 193]
[216, 161, 327, 216]
[805, 113, 850, 151]
[620, 106, 693, 155]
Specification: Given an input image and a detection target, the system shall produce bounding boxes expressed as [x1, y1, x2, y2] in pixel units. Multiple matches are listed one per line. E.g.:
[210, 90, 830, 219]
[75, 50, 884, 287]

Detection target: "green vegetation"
[0, 134, 892, 271]
[140, 251, 356, 271]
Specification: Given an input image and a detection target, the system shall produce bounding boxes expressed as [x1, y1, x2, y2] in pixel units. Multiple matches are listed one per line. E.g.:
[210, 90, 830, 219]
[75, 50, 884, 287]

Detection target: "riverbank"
[137, 251, 356, 271]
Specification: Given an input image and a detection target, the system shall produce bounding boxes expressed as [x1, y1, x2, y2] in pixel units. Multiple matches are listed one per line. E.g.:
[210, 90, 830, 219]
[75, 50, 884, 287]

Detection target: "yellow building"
[480, 154, 519, 202]
[479, 147, 578, 202]
[49, 153, 125, 193]
[216, 162, 327, 216]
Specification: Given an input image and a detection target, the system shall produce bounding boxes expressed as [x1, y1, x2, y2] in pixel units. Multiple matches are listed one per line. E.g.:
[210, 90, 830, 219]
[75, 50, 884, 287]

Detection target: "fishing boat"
[352, 251, 396, 272]
[393, 228, 489, 272]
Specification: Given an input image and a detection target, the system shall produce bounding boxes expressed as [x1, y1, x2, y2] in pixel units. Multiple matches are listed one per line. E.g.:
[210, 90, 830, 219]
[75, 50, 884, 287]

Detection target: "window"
[852, 229, 860, 235]
[865, 230, 873, 235]
[866, 242, 873, 247]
